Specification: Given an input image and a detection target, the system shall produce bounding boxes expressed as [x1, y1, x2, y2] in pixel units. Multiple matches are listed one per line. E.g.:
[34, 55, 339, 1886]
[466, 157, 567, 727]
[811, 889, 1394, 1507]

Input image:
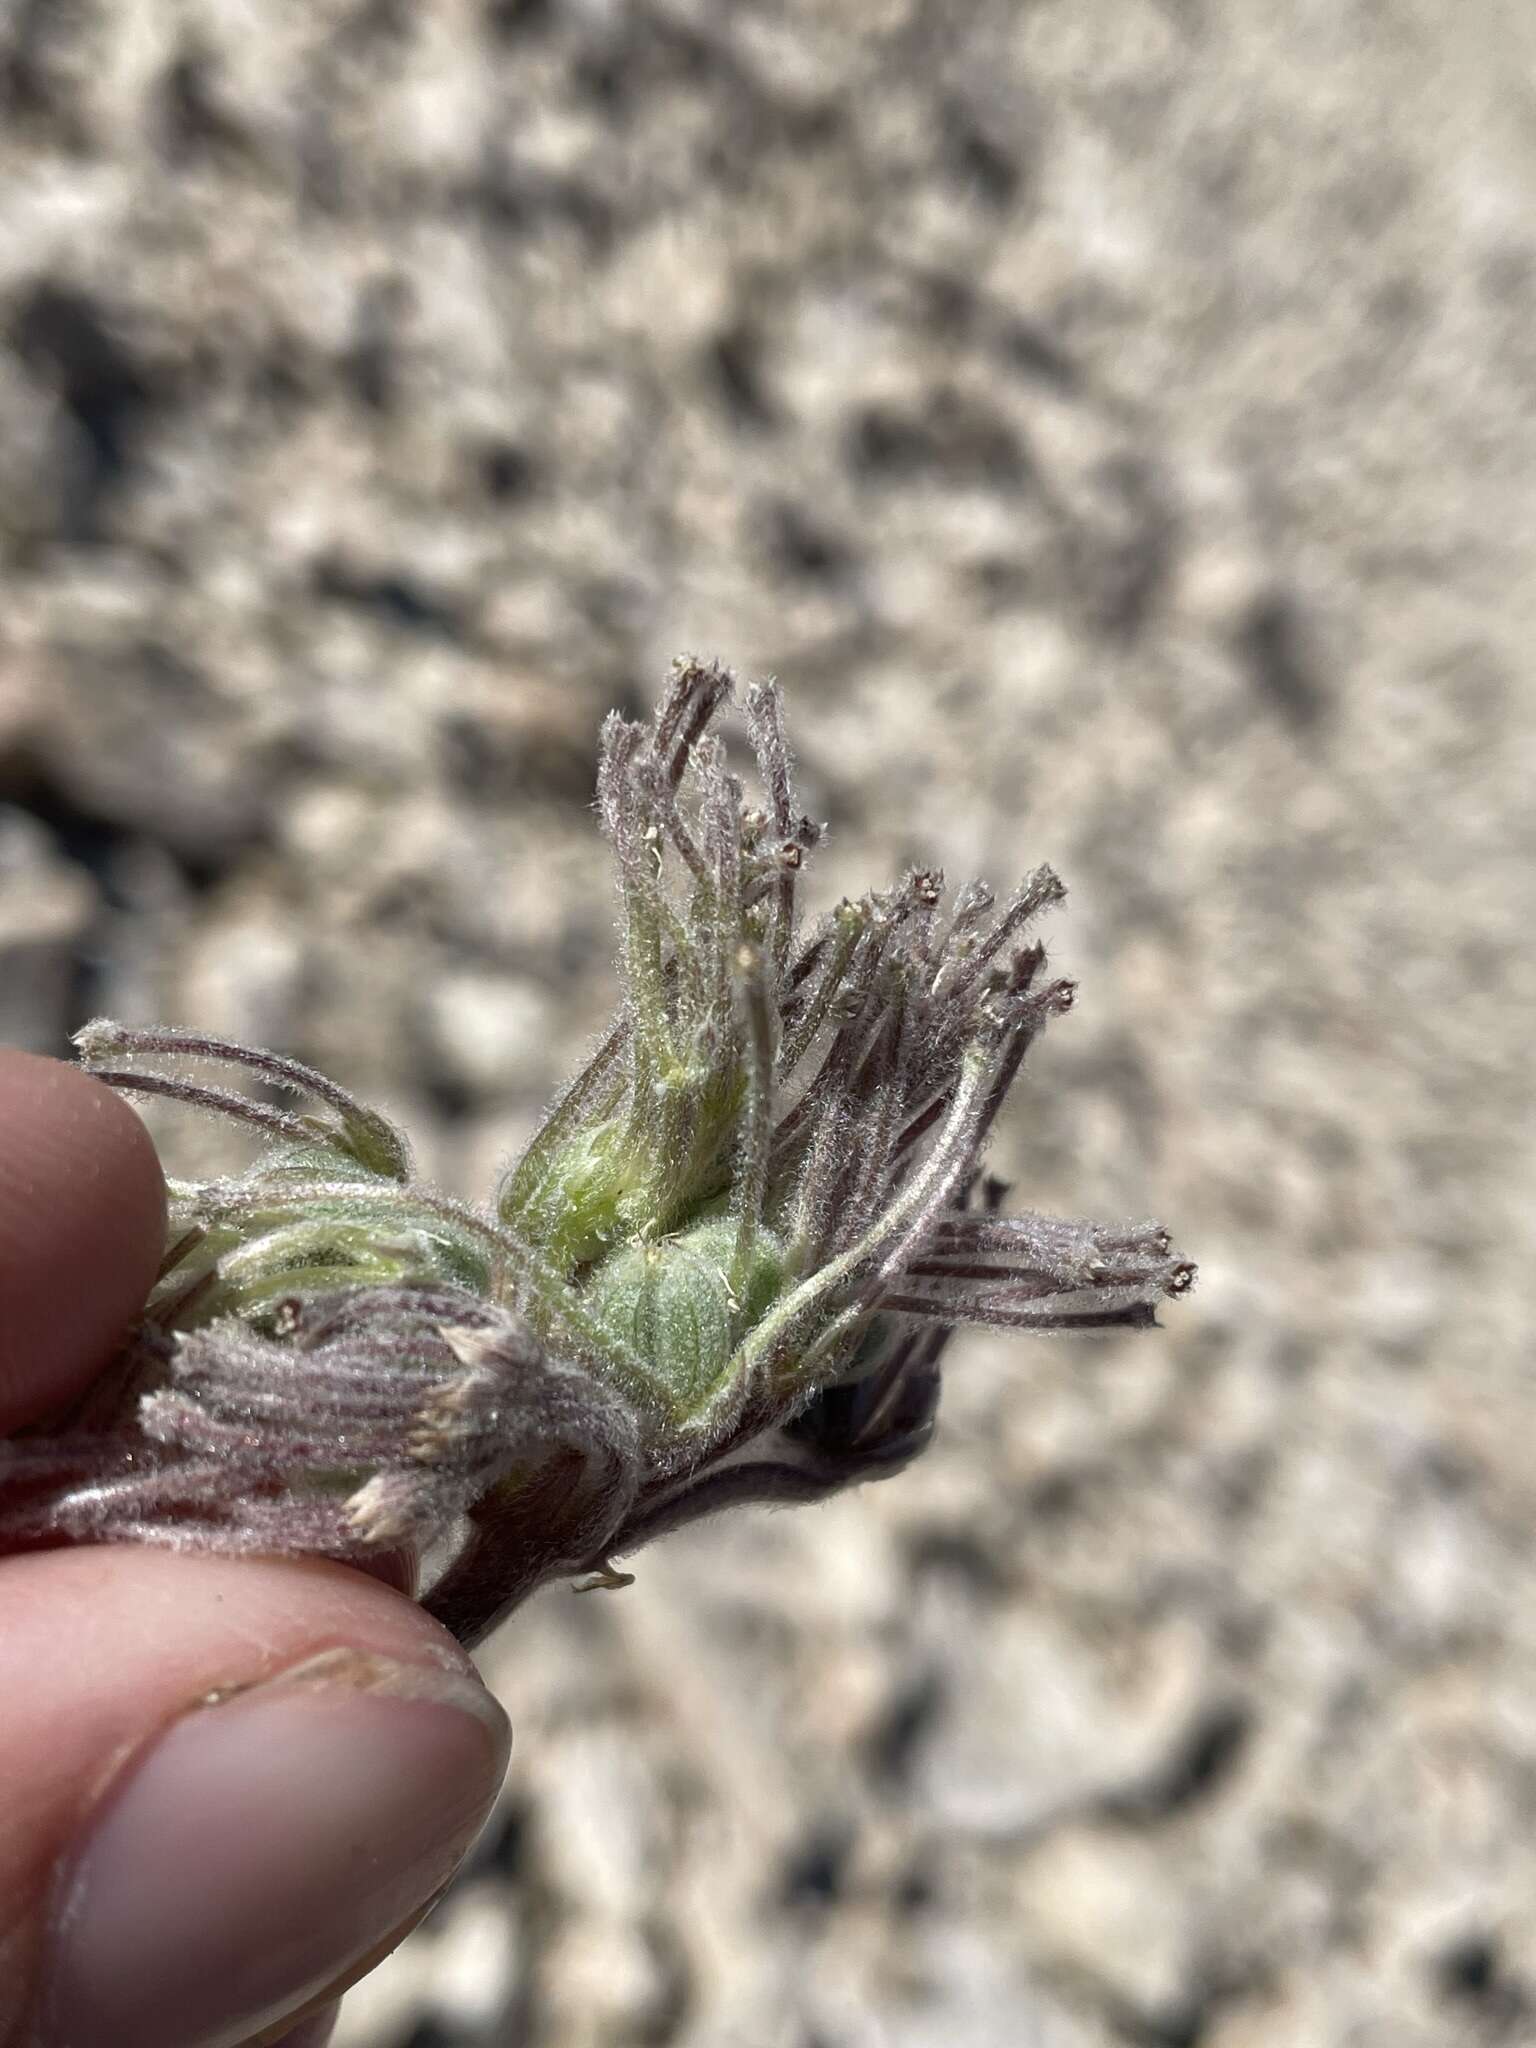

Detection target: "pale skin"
[0, 1052, 510, 2048]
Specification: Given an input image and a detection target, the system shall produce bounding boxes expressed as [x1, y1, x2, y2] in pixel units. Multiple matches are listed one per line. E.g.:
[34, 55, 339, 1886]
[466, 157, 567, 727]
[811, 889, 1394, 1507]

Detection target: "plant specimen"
[0, 661, 1193, 1645]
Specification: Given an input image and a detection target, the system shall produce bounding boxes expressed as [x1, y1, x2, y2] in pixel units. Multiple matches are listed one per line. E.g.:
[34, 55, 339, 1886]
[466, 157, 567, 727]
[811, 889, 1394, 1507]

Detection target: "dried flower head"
[0, 661, 1193, 1644]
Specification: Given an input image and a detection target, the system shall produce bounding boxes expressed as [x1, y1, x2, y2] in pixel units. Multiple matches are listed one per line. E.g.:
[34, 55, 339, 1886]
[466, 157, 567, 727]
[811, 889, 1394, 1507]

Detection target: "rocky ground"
[2, 2, 1534, 2043]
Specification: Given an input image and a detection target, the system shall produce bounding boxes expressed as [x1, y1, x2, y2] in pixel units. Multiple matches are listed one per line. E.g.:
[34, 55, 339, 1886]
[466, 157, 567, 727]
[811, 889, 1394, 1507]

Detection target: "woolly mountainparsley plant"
[0, 661, 1192, 1645]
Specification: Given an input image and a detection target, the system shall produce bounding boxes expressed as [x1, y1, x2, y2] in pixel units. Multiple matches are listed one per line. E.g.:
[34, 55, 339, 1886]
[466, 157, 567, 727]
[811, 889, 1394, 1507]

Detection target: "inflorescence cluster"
[0, 661, 1192, 1644]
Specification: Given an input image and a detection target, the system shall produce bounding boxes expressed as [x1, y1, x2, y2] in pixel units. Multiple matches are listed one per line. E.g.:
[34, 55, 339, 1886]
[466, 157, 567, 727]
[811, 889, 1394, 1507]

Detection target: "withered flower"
[0, 662, 1192, 1644]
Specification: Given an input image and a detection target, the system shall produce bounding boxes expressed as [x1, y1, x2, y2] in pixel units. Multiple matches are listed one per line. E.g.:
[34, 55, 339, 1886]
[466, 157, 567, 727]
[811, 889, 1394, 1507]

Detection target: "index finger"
[0, 1050, 167, 1432]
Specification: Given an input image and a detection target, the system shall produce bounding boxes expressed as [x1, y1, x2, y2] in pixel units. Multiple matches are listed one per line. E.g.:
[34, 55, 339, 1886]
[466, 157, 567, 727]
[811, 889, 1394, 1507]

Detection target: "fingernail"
[45, 1648, 510, 2048]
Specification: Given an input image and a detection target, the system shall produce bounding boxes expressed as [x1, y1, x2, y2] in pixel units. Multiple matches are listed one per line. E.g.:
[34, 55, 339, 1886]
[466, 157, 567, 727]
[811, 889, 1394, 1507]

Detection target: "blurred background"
[2, 2, 1534, 2043]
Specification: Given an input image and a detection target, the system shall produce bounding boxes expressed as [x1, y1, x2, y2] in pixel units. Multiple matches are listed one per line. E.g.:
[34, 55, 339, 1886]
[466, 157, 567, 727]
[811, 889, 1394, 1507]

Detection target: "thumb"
[0, 1547, 509, 2048]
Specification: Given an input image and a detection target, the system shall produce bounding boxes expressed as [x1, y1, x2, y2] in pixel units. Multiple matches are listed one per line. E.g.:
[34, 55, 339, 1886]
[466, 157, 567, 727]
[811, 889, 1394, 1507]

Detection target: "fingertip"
[0, 1051, 167, 1430]
[0, 1550, 502, 2048]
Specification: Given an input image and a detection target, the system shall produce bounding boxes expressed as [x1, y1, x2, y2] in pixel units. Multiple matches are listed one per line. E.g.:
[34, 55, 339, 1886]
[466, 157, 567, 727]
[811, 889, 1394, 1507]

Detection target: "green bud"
[584, 1218, 788, 1415]
[517, 1120, 644, 1271]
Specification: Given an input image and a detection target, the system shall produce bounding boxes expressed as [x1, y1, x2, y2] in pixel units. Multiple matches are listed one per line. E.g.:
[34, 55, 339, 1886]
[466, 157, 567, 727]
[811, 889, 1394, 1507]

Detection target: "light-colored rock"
[0, 808, 95, 1052]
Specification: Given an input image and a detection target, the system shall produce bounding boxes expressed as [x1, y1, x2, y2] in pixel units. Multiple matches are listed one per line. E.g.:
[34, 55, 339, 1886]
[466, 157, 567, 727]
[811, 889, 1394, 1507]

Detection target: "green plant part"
[585, 1218, 791, 1419]
[0, 659, 1194, 1646]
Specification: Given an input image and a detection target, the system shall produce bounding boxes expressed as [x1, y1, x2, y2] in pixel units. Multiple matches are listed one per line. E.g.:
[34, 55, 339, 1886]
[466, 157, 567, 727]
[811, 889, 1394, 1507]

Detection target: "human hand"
[0, 1052, 510, 2048]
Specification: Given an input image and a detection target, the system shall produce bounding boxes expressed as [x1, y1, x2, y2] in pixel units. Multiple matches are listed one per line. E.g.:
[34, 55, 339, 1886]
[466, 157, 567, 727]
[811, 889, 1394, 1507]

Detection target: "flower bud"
[584, 1219, 788, 1415]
